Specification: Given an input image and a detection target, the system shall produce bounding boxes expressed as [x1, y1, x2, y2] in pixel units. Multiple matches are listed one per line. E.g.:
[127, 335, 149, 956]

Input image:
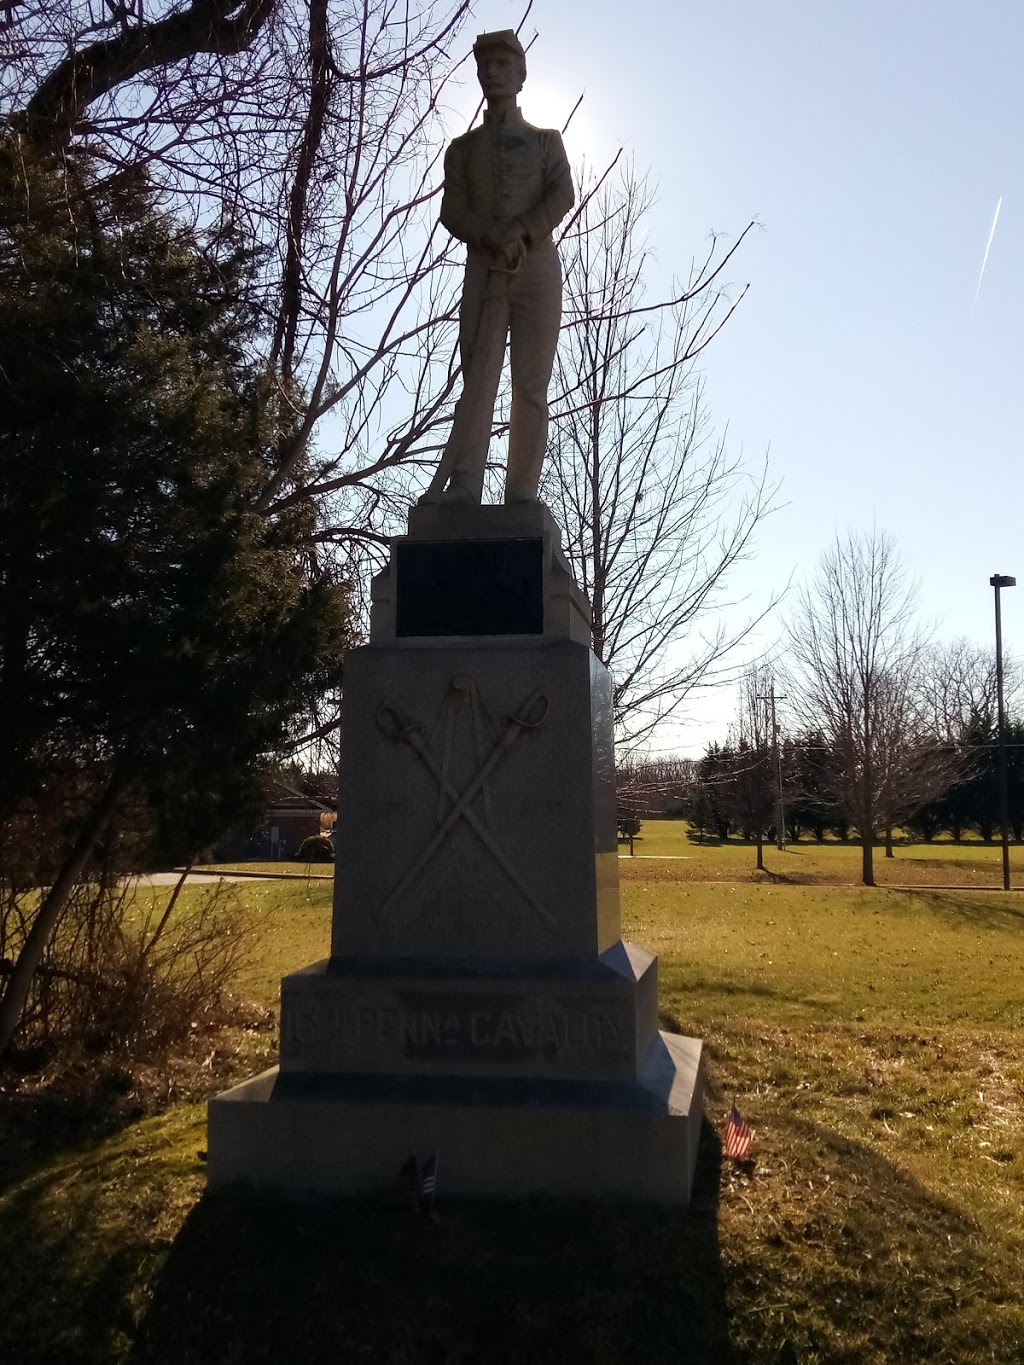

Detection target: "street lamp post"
[990, 574, 1016, 891]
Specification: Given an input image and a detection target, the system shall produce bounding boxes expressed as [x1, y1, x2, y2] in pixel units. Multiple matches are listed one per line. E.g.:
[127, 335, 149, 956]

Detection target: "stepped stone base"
[208, 1031, 703, 1204]
[207, 504, 705, 1205]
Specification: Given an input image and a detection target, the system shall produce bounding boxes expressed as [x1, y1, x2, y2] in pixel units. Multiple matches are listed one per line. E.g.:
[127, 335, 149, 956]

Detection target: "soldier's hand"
[498, 238, 527, 271]
[483, 223, 527, 258]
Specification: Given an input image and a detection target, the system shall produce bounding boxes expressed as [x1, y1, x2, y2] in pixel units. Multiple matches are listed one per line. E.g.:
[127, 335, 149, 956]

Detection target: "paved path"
[137, 869, 333, 886]
[885, 883, 1022, 892]
[137, 871, 253, 886]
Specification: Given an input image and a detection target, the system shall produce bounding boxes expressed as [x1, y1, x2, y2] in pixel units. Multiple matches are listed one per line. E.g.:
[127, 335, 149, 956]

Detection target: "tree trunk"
[861, 824, 875, 887]
[143, 862, 194, 957]
[862, 699, 875, 885]
[272, 0, 332, 379]
[756, 833, 764, 870]
[0, 773, 124, 1062]
[885, 826, 894, 858]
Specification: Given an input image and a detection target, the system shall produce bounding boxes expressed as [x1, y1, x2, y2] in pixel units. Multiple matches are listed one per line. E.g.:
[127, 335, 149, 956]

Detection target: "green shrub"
[295, 835, 334, 863]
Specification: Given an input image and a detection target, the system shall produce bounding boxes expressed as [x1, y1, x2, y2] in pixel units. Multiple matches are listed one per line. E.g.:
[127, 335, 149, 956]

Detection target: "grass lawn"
[625, 820, 1024, 889]
[2, 848, 1023, 1362]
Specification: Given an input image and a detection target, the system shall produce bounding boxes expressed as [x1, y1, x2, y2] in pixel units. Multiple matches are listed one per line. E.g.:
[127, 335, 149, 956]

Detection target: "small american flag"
[723, 1105, 753, 1159]
[397, 1154, 420, 1208]
[420, 1153, 438, 1209]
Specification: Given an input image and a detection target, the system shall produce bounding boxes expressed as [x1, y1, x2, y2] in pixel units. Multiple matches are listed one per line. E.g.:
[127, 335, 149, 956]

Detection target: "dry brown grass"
[2, 853, 1023, 1362]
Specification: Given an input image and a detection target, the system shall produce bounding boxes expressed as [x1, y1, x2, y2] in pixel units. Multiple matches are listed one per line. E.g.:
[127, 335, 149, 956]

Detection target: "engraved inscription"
[281, 990, 631, 1065]
[365, 800, 435, 817]
[520, 799, 564, 817]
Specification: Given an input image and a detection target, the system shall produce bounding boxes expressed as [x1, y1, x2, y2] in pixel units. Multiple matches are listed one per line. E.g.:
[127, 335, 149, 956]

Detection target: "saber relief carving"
[375, 675, 553, 933]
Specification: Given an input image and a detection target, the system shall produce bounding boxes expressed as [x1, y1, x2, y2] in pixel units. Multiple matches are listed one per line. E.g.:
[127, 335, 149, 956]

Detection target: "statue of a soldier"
[421, 30, 575, 506]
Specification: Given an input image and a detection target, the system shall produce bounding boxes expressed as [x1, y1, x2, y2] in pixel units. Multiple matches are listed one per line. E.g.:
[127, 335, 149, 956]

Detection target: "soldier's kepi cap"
[472, 29, 527, 62]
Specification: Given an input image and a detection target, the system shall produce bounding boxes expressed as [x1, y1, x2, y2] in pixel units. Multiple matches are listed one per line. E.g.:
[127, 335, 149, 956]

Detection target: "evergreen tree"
[787, 731, 835, 843]
[688, 745, 733, 842]
[0, 140, 350, 1057]
[1006, 720, 1024, 843]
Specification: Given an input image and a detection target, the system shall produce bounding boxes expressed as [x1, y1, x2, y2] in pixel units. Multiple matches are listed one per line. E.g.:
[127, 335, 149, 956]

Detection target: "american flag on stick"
[420, 1153, 438, 1210]
[723, 1104, 753, 1159]
[397, 1154, 421, 1208]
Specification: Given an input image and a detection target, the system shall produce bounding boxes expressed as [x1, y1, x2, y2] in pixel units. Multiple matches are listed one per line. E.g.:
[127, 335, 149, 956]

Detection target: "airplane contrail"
[973, 195, 1002, 310]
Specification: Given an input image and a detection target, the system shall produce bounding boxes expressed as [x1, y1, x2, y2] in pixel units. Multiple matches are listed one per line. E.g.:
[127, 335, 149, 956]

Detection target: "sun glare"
[519, 79, 605, 169]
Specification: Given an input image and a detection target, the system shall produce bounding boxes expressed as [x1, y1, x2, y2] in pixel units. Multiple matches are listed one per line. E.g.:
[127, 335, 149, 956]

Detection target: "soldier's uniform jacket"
[440, 107, 575, 251]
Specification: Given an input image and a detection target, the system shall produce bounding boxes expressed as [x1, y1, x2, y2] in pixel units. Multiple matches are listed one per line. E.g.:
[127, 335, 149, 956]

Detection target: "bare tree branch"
[545, 164, 776, 745]
[19, 0, 276, 147]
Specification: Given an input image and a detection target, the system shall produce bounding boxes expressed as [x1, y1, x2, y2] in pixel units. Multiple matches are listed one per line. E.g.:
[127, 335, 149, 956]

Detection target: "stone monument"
[207, 34, 704, 1204]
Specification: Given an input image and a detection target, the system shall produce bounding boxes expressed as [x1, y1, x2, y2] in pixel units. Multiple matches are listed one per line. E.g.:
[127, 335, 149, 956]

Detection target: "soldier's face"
[476, 48, 523, 100]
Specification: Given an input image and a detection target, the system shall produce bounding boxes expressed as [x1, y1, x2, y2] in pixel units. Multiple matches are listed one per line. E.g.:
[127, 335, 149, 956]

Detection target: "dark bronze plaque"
[395, 538, 543, 636]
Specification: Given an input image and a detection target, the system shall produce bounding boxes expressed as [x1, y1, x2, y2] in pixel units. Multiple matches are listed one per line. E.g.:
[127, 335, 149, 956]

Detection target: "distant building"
[215, 787, 336, 861]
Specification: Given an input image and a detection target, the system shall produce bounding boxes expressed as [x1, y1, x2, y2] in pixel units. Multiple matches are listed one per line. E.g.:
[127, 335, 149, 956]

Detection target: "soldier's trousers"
[451, 242, 562, 502]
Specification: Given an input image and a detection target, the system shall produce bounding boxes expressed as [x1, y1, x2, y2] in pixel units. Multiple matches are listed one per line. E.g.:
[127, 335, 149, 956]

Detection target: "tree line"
[623, 530, 1021, 886]
[690, 717, 1024, 849]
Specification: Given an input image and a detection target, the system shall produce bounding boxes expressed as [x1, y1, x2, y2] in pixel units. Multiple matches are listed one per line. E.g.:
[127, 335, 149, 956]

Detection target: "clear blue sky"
[458, 0, 1023, 753]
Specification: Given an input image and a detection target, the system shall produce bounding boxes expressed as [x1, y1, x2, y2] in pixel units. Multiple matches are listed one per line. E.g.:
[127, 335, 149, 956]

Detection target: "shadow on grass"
[753, 868, 800, 885]
[5, 1094, 1020, 1364]
[0, 1111, 180, 1365]
[720, 1111, 1022, 1363]
[0, 1084, 144, 1196]
[129, 1122, 734, 1365]
[662, 977, 803, 1009]
[891, 888, 1024, 931]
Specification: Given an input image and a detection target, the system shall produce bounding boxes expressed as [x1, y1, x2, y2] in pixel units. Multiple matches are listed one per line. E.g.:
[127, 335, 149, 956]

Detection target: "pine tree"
[0, 139, 350, 1056]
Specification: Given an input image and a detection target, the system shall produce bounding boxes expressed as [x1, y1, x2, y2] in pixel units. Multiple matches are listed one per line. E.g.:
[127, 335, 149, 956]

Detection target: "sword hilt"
[508, 690, 548, 732]
[377, 700, 424, 746]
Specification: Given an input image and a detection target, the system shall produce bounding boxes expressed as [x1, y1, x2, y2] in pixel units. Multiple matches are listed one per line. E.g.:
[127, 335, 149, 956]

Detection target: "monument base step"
[279, 942, 660, 1083]
[207, 1031, 703, 1205]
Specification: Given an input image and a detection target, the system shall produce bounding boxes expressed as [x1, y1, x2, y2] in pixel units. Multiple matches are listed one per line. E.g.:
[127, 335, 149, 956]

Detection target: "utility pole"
[757, 681, 787, 851]
[770, 683, 787, 851]
[990, 574, 1016, 891]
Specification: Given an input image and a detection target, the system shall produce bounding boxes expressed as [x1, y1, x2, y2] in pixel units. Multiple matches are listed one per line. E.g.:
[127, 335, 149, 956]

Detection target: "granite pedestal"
[208, 504, 703, 1203]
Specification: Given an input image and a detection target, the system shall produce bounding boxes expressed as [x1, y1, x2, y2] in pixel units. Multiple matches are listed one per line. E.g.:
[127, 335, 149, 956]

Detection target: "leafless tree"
[896, 639, 1022, 844]
[785, 528, 962, 883]
[871, 671, 965, 857]
[616, 754, 695, 815]
[918, 639, 1020, 742]
[3, 0, 476, 580]
[544, 165, 776, 746]
[5, 12, 775, 724]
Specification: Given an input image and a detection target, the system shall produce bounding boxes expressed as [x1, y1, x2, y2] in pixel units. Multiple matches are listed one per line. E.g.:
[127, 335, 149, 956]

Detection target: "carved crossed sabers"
[376, 687, 553, 936]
